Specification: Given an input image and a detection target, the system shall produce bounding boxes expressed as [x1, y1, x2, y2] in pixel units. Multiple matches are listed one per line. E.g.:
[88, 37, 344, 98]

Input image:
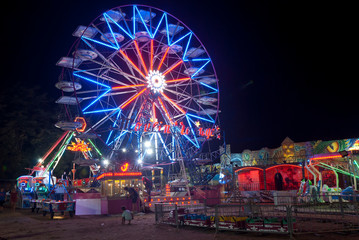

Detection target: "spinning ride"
[56, 5, 220, 179]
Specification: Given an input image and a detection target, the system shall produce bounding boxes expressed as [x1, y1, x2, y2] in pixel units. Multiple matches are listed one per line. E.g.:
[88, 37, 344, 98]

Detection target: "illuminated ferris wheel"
[55, 4, 220, 167]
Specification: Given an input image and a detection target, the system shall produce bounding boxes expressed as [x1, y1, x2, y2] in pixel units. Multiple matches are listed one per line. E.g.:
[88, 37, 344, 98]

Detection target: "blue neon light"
[165, 13, 170, 46]
[185, 115, 199, 147]
[182, 33, 193, 61]
[170, 32, 192, 47]
[191, 60, 210, 78]
[200, 81, 218, 92]
[190, 58, 211, 62]
[108, 130, 127, 146]
[104, 13, 134, 39]
[183, 134, 199, 149]
[81, 36, 119, 50]
[186, 113, 215, 123]
[82, 89, 111, 112]
[133, 5, 136, 40]
[152, 13, 166, 38]
[106, 110, 122, 145]
[103, 13, 120, 49]
[83, 108, 119, 114]
[134, 6, 152, 38]
[157, 132, 173, 161]
[73, 72, 111, 89]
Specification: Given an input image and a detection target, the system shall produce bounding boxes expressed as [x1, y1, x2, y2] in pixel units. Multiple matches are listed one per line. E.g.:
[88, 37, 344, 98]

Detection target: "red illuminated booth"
[72, 163, 143, 215]
[265, 165, 303, 190]
[236, 167, 265, 191]
[236, 164, 311, 191]
[97, 170, 143, 215]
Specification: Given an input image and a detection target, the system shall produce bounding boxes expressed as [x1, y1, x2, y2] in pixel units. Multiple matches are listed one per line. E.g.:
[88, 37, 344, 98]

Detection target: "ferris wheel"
[55, 4, 220, 168]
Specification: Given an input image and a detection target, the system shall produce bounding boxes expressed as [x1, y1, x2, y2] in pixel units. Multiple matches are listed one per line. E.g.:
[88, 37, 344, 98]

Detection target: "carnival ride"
[55, 4, 221, 186]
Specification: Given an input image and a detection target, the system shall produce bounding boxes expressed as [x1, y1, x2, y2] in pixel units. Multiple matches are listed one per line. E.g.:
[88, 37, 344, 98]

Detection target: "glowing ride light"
[146, 70, 166, 93]
[103, 159, 109, 166]
[96, 171, 142, 180]
[74, 117, 87, 132]
[67, 139, 91, 152]
[121, 163, 129, 172]
[144, 141, 151, 148]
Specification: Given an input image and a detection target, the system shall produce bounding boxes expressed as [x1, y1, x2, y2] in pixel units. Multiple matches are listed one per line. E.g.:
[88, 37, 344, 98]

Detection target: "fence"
[155, 195, 359, 237]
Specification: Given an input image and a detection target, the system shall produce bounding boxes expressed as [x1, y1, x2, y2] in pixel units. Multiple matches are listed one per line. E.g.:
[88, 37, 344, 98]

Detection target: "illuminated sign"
[67, 139, 91, 152]
[133, 121, 220, 139]
[96, 171, 142, 180]
[121, 163, 129, 172]
[74, 117, 87, 132]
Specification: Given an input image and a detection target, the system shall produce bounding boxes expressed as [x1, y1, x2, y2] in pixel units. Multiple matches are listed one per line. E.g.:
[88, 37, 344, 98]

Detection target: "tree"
[0, 83, 64, 179]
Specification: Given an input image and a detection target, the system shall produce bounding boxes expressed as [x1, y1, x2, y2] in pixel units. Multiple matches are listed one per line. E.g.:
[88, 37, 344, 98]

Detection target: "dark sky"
[2, 1, 356, 153]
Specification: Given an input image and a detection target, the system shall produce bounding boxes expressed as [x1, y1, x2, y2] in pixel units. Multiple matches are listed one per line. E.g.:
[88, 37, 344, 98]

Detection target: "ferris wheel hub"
[146, 70, 166, 93]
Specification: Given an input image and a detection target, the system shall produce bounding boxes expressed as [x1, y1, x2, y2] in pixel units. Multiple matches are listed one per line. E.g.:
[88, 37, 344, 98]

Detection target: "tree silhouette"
[0, 83, 65, 179]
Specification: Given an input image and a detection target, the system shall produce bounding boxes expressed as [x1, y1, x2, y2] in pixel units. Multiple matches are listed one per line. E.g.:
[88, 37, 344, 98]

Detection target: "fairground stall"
[231, 137, 359, 203]
[72, 163, 143, 215]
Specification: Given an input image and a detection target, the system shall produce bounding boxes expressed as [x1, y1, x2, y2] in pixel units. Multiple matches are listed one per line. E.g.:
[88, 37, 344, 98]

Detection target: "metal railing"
[155, 194, 359, 237]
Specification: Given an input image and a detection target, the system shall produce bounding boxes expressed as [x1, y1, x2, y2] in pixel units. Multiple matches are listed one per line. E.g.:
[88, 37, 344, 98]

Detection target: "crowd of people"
[0, 186, 19, 212]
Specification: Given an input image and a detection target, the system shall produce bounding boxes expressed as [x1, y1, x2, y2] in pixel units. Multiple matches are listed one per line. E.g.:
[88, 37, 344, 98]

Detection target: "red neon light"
[163, 60, 183, 76]
[121, 163, 129, 172]
[133, 40, 148, 75]
[235, 167, 264, 173]
[97, 172, 142, 180]
[265, 164, 301, 171]
[158, 97, 173, 125]
[112, 84, 145, 90]
[150, 40, 154, 71]
[310, 153, 342, 161]
[161, 92, 186, 114]
[74, 117, 87, 132]
[121, 88, 147, 109]
[166, 77, 191, 83]
[32, 131, 69, 174]
[152, 102, 156, 120]
[119, 49, 146, 78]
[157, 47, 169, 71]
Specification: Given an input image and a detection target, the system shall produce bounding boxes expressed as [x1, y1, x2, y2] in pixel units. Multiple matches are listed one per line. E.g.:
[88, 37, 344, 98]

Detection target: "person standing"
[10, 188, 18, 212]
[124, 187, 139, 212]
[142, 176, 152, 202]
[0, 188, 6, 212]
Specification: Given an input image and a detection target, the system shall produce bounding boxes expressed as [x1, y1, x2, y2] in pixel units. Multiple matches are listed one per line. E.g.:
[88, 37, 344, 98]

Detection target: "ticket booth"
[98, 171, 143, 214]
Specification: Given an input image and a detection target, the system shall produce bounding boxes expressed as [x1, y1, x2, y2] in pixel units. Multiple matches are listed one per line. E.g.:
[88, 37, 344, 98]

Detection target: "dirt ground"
[1, 208, 359, 240]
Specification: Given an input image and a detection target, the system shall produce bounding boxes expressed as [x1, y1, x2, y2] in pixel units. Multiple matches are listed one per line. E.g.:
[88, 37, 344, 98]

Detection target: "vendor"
[142, 176, 152, 202]
[124, 186, 139, 212]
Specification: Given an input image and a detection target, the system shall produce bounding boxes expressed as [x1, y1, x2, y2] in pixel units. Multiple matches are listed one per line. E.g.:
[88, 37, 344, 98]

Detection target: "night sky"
[2, 1, 356, 153]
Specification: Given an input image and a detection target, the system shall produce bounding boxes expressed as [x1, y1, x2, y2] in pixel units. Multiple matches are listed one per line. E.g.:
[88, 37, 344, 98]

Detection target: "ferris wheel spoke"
[150, 39, 154, 71]
[119, 49, 146, 79]
[109, 66, 147, 84]
[160, 92, 186, 115]
[120, 88, 147, 109]
[112, 84, 145, 90]
[157, 47, 170, 71]
[162, 60, 183, 76]
[133, 40, 148, 75]
[163, 87, 192, 99]
[165, 77, 191, 84]
[157, 97, 174, 125]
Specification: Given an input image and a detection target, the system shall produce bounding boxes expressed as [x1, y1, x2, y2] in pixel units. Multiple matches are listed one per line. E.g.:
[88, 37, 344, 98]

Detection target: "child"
[121, 206, 133, 225]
